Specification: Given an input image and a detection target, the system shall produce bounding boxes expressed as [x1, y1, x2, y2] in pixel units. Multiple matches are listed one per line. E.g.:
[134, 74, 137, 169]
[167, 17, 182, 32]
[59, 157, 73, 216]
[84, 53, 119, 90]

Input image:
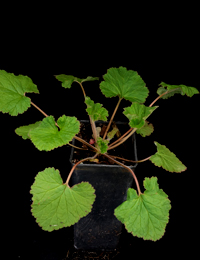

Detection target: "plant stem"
[76, 81, 86, 97]
[65, 153, 99, 187]
[108, 127, 133, 149]
[109, 154, 152, 163]
[108, 128, 137, 150]
[31, 101, 49, 117]
[103, 97, 122, 140]
[74, 136, 98, 152]
[103, 154, 142, 196]
[76, 81, 98, 143]
[149, 88, 180, 107]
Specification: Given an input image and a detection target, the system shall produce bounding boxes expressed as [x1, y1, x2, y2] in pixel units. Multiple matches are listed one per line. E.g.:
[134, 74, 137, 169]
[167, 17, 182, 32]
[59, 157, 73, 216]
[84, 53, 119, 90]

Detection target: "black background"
[0, 3, 199, 259]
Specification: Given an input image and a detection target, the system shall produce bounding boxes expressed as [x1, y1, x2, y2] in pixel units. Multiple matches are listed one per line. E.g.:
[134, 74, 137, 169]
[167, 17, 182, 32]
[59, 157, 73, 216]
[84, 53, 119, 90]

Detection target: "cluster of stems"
[29, 83, 172, 196]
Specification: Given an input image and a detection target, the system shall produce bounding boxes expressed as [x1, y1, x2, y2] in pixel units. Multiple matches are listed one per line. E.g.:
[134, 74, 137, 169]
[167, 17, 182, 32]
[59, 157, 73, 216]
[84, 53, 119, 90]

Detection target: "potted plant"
[0, 67, 198, 250]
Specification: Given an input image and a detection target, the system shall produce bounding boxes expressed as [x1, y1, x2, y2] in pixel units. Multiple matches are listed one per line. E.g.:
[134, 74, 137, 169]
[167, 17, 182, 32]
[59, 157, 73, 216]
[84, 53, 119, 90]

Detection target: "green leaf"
[158, 82, 199, 98]
[55, 74, 99, 88]
[136, 121, 154, 137]
[123, 103, 158, 129]
[30, 167, 95, 231]
[96, 137, 109, 154]
[157, 86, 182, 99]
[29, 115, 80, 151]
[80, 76, 99, 83]
[150, 142, 186, 172]
[100, 67, 149, 103]
[15, 121, 42, 140]
[0, 70, 39, 116]
[85, 96, 108, 121]
[107, 126, 119, 141]
[114, 177, 171, 241]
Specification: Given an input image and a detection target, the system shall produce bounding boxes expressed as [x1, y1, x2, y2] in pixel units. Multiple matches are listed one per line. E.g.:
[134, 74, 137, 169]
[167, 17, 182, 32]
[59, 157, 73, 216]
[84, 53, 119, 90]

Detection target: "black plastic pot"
[69, 121, 137, 251]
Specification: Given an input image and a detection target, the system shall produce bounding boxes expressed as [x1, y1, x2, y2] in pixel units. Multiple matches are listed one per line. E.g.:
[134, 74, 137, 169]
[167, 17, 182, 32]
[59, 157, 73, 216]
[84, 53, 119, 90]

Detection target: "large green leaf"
[150, 142, 186, 172]
[29, 115, 80, 151]
[123, 102, 158, 129]
[55, 74, 99, 89]
[30, 168, 96, 231]
[100, 67, 149, 103]
[85, 96, 108, 121]
[0, 70, 39, 116]
[157, 82, 199, 99]
[15, 121, 42, 140]
[114, 177, 171, 241]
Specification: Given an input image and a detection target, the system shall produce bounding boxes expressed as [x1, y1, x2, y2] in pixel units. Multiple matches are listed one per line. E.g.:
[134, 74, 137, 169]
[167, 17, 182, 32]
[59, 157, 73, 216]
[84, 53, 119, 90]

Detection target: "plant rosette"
[0, 67, 199, 241]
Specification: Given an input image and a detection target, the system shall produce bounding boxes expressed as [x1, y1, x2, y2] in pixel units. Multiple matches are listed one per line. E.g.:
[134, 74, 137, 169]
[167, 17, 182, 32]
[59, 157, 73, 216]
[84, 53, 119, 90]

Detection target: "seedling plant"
[0, 67, 198, 241]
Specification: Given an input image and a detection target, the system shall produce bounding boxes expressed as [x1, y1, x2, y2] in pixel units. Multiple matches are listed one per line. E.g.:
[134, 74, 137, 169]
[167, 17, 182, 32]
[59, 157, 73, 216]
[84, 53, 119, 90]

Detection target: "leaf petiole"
[103, 154, 142, 196]
[149, 88, 180, 107]
[103, 97, 122, 140]
[65, 153, 99, 187]
[108, 155, 152, 163]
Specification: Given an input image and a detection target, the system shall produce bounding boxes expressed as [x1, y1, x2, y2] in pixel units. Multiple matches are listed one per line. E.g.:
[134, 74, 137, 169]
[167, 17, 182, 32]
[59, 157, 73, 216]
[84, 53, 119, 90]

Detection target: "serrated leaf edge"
[30, 167, 96, 231]
[150, 142, 187, 173]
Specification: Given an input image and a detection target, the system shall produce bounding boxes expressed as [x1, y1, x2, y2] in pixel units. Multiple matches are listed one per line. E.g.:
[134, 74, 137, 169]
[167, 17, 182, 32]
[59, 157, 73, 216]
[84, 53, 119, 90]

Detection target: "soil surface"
[71, 121, 137, 166]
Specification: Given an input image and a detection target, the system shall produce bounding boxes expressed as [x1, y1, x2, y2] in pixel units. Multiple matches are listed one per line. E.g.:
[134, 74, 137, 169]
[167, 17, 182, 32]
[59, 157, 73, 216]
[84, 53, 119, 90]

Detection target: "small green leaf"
[114, 177, 171, 241]
[123, 103, 158, 129]
[136, 121, 154, 137]
[150, 142, 186, 172]
[107, 126, 119, 141]
[96, 137, 109, 154]
[100, 67, 149, 103]
[15, 121, 42, 140]
[79, 76, 99, 83]
[158, 82, 199, 98]
[0, 70, 39, 116]
[55, 74, 99, 88]
[30, 167, 96, 231]
[55, 75, 75, 88]
[29, 115, 80, 151]
[85, 96, 108, 121]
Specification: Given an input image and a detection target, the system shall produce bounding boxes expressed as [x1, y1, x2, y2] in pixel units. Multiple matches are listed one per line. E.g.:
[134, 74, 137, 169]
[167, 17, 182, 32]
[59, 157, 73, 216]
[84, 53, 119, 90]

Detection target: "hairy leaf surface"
[114, 177, 171, 241]
[29, 115, 80, 151]
[85, 96, 108, 121]
[30, 168, 96, 231]
[55, 74, 99, 88]
[123, 103, 158, 129]
[157, 82, 199, 99]
[150, 142, 186, 172]
[100, 67, 149, 103]
[0, 70, 39, 116]
[15, 121, 42, 140]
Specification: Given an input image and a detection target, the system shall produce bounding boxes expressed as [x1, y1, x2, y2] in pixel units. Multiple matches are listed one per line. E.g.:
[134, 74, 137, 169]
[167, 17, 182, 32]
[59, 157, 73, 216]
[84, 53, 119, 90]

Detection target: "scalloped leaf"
[15, 121, 42, 140]
[0, 70, 39, 116]
[29, 115, 80, 151]
[123, 102, 158, 129]
[114, 177, 171, 241]
[158, 82, 199, 99]
[150, 142, 186, 172]
[30, 167, 96, 231]
[85, 96, 108, 121]
[100, 67, 149, 103]
[136, 121, 154, 137]
[55, 74, 99, 88]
